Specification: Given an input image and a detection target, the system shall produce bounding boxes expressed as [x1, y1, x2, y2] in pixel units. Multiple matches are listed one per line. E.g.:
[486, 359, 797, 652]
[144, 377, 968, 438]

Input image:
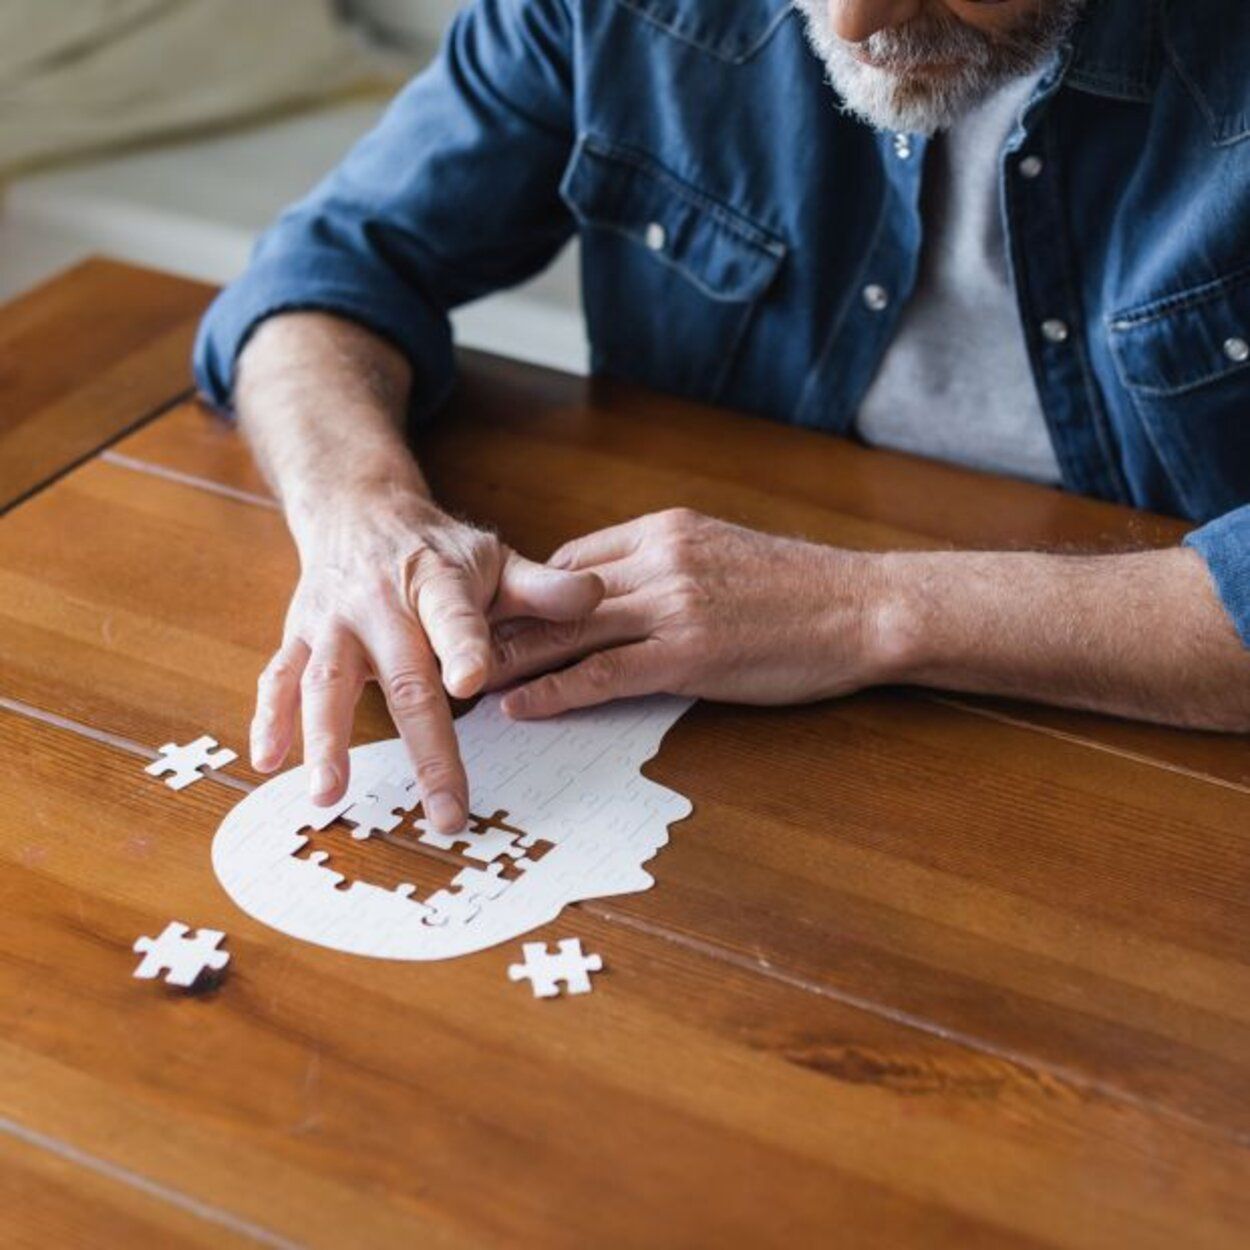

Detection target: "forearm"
[233, 312, 433, 537]
[872, 546, 1250, 732]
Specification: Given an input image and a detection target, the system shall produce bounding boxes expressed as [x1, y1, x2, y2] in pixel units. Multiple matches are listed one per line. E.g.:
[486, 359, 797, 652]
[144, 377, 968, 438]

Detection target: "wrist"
[856, 550, 933, 685]
[285, 459, 439, 552]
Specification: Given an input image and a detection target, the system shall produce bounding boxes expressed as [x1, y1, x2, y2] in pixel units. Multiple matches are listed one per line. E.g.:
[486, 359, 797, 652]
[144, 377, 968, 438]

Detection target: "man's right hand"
[250, 486, 603, 832]
[227, 311, 602, 835]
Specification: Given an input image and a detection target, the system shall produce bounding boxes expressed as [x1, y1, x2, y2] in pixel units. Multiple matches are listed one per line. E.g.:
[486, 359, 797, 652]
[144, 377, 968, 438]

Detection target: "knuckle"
[414, 757, 461, 792]
[257, 658, 297, 695]
[423, 591, 478, 633]
[301, 660, 348, 692]
[386, 671, 443, 718]
[580, 651, 620, 691]
[547, 616, 585, 650]
[656, 506, 697, 534]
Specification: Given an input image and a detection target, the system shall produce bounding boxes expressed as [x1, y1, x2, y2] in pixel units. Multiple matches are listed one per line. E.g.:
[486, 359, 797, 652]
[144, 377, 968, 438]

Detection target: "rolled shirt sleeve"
[1183, 503, 1250, 647]
[193, 0, 578, 419]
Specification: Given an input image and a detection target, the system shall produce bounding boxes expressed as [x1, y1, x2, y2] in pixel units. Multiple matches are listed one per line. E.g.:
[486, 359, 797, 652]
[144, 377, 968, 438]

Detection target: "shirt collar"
[1064, 0, 1164, 103]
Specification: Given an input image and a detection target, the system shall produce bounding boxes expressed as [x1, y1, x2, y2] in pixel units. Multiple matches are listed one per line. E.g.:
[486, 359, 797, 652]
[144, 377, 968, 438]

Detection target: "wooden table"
[1, 259, 1247, 1249]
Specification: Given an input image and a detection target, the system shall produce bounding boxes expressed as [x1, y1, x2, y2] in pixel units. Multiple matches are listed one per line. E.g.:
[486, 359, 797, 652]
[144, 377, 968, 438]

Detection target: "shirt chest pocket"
[559, 136, 787, 402]
[1108, 267, 1250, 519]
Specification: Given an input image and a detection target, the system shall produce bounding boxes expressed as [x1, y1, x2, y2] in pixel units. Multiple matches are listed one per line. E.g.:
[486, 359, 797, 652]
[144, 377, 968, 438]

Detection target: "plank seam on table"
[4, 696, 1247, 1152]
[0, 386, 196, 519]
[0, 695, 253, 794]
[94, 447, 1250, 797]
[929, 695, 1250, 797]
[0, 1114, 304, 1250]
[100, 449, 279, 511]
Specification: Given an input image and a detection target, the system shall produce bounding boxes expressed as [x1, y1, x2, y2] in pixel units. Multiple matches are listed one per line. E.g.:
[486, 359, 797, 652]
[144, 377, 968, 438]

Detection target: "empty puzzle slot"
[294, 820, 449, 896]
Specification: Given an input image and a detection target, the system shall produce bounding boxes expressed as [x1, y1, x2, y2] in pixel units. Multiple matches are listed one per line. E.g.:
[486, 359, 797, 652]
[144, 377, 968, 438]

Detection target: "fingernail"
[425, 790, 466, 832]
[250, 733, 272, 771]
[310, 764, 338, 802]
[444, 656, 483, 694]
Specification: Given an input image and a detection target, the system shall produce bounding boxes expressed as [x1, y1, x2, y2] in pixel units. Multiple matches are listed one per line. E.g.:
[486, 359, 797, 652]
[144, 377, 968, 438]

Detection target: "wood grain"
[2, 708, 1248, 1249]
[2, 455, 1247, 1148]
[0, 258, 212, 511]
[4, 260, 1249, 1247]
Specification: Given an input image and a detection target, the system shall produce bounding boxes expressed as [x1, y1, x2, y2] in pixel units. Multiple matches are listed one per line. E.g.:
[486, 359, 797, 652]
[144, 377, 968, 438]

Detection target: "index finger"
[361, 612, 469, 835]
[548, 517, 645, 572]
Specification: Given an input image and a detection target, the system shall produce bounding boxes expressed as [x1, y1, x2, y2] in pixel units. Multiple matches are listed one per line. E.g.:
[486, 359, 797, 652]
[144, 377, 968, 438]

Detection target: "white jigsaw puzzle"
[342, 779, 419, 841]
[212, 693, 693, 961]
[508, 939, 603, 998]
[133, 922, 230, 987]
[145, 736, 237, 790]
[418, 824, 524, 863]
[423, 887, 483, 927]
[450, 862, 512, 903]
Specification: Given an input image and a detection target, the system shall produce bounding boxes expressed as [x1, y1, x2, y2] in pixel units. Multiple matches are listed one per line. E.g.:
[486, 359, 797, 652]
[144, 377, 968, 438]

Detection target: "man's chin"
[827, 58, 975, 135]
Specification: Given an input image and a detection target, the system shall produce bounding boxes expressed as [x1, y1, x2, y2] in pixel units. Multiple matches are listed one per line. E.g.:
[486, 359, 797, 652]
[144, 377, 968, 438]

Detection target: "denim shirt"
[194, 0, 1250, 646]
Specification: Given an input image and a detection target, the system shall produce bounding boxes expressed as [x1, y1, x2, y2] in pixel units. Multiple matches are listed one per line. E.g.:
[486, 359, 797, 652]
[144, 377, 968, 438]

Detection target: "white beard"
[793, 0, 1087, 136]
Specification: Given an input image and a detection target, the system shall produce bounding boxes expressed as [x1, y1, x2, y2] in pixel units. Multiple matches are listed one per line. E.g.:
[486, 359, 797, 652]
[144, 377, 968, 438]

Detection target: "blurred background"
[0, 0, 586, 372]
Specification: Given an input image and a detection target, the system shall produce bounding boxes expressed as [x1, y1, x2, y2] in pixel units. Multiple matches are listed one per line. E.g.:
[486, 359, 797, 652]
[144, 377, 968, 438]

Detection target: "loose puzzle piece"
[342, 780, 419, 841]
[133, 922, 230, 987]
[145, 736, 237, 791]
[508, 938, 603, 998]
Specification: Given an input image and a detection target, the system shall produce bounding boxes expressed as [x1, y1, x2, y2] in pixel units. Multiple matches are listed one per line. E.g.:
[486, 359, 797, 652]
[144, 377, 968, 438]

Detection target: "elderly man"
[196, 0, 1250, 834]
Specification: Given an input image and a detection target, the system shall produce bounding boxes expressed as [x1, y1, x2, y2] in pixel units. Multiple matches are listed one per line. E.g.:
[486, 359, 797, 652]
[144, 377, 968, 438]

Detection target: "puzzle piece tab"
[133, 922, 230, 987]
[145, 737, 237, 790]
[342, 779, 419, 841]
[418, 824, 525, 863]
[508, 939, 603, 998]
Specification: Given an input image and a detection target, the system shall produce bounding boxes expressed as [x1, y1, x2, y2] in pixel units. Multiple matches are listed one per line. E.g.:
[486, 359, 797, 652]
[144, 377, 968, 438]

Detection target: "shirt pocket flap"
[1108, 268, 1250, 397]
[560, 138, 787, 303]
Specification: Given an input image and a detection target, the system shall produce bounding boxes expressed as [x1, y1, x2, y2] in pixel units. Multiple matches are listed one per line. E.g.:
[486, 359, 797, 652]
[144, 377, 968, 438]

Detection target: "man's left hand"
[488, 508, 892, 718]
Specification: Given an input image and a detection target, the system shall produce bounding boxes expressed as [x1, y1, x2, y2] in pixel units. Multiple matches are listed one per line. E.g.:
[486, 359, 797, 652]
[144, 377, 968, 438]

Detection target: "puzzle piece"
[293, 847, 347, 889]
[365, 780, 420, 813]
[450, 862, 511, 903]
[145, 736, 237, 790]
[417, 824, 524, 863]
[342, 780, 418, 841]
[133, 922, 230, 987]
[422, 887, 482, 927]
[508, 939, 603, 998]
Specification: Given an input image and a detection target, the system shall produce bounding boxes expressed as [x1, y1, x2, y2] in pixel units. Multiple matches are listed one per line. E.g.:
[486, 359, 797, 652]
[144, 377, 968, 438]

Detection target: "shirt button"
[644, 221, 667, 252]
[893, 133, 912, 160]
[1018, 154, 1044, 179]
[863, 283, 890, 312]
[1041, 318, 1070, 344]
[1224, 336, 1250, 363]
